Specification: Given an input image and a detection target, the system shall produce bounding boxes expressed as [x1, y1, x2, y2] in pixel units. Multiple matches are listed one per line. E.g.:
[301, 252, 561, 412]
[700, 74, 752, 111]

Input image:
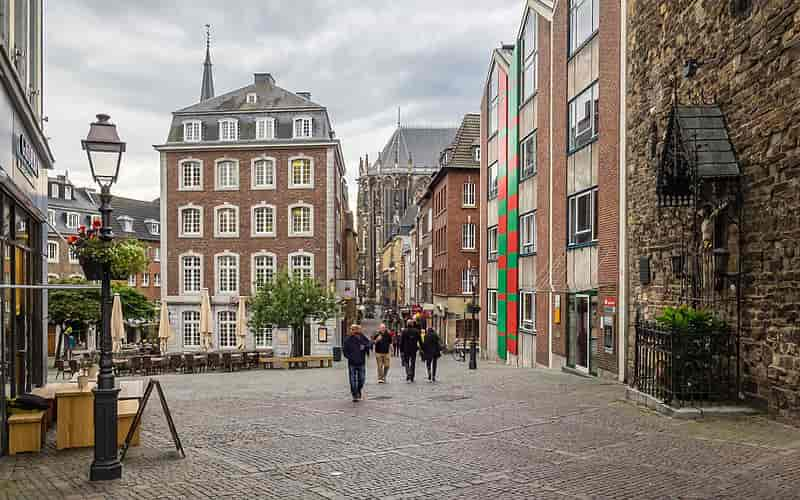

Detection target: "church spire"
[200, 24, 215, 101]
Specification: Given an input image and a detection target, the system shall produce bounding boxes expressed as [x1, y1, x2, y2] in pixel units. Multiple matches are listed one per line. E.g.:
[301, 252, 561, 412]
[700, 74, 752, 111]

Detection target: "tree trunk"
[55, 324, 64, 362]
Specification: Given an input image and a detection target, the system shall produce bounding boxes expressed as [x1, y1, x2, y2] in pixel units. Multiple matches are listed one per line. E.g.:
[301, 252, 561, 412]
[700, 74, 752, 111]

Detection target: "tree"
[249, 270, 339, 357]
[111, 284, 156, 324]
[48, 277, 100, 359]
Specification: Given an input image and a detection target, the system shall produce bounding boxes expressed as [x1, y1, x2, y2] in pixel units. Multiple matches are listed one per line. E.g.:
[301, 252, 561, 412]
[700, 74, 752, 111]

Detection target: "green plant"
[655, 305, 727, 334]
[68, 222, 148, 277]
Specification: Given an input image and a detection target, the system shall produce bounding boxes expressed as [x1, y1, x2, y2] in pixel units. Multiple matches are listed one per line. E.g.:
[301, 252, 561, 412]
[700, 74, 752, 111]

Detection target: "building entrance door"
[568, 294, 597, 373]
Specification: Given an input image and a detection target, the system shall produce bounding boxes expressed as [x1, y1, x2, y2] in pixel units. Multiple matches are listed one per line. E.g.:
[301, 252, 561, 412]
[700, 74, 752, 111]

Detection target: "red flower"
[78, 224, 86, 233]
[92, 218, 102, 229]
[67, 235, 78, 245]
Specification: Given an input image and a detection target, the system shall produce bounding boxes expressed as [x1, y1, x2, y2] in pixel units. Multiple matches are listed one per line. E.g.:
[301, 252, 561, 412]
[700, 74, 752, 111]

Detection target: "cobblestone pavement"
[2, 327, 799, 498]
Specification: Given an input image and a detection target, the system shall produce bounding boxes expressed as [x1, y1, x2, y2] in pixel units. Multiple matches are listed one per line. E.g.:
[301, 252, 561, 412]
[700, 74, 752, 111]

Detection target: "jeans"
[426, 358, 438, 380]
[348, 363, 365, 397]
[404, 353, 417, 381]
[376, 353, 390, 381]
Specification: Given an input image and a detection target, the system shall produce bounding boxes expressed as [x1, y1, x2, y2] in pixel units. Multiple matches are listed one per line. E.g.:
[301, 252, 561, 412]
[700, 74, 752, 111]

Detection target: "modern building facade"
[481, 0, 623, 375]
[356, 124, 457, 303]
[0, 0, 54, 453]
[156, 43, 347, 356]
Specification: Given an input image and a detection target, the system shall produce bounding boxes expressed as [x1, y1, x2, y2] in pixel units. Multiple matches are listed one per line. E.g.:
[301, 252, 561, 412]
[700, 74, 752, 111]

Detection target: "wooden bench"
[304, 355, 334, 368]
[8, 411, 46, 455]
[279, 356, 333, 369]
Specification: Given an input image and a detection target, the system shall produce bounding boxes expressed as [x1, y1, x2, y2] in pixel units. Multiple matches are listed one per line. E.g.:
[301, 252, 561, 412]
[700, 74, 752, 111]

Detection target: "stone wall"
[626, 0, 800, 421]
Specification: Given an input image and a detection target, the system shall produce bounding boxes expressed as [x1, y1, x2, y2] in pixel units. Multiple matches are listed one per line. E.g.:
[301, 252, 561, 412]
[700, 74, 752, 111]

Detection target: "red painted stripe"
[507, 271, 518, 293]
[498, 255, 507, 269]
[507, 230, 518, 253]
[507, 194, 518, 211]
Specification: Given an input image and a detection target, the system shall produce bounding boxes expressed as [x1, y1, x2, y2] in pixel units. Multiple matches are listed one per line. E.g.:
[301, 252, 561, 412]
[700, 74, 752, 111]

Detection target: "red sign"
[604, 298, 617, 308]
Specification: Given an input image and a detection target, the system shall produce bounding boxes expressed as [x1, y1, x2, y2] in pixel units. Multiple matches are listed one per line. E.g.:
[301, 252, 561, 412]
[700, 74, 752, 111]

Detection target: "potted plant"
[67, 220, 149, 280]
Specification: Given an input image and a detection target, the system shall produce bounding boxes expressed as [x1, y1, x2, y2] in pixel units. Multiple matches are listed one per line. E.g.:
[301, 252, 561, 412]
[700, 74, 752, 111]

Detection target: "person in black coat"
[399, 320, 422, 382]
[421, 328, 442, 382]
[343, 324, 370, 401]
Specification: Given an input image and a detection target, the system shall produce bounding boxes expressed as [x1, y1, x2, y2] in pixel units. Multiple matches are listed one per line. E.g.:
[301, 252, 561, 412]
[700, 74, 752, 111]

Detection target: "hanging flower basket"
[68, 220, 148, 282]
[79, 257, 104, 281]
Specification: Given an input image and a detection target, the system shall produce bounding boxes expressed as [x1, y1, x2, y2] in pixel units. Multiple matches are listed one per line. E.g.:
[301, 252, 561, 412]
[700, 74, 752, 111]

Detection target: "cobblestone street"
[1, 343, 799, 499]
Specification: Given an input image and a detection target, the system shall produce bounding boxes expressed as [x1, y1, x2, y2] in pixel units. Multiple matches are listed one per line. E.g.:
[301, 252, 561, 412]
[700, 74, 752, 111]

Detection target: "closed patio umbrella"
[157, 302, 172, 353]
[111, 293, 125, 353]
[200, 288, 213, 351]
[235, 297, 247, 350]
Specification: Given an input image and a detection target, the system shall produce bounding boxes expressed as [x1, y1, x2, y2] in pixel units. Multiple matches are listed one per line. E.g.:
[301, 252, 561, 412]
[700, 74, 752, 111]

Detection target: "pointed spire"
[200, 24, 215, 101]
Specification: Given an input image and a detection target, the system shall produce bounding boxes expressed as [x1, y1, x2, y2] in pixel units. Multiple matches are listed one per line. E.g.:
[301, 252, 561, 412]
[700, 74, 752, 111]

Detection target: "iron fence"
[633, 320, 738, 408]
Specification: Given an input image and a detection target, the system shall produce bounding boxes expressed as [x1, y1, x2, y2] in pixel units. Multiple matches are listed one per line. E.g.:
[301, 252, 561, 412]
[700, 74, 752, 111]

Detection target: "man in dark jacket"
[343, 324, 370, 401]
[372, 323, 392, 383]
[421, 328, 442, 382]
[400, 320, 422, 382]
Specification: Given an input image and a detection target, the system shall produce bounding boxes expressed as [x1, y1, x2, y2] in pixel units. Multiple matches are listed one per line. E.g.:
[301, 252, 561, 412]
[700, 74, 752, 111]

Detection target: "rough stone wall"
[626, 0, 800, 421]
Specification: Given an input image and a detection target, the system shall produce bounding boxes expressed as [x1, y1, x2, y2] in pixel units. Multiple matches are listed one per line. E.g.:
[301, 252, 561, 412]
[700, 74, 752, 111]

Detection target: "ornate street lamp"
[83, 114, 125, 481]
[469, 268, 479, 370]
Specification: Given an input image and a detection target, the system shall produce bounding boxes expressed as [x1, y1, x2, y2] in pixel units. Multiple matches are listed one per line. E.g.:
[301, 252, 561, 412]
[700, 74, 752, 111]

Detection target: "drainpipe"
[618, 0, 628, 382]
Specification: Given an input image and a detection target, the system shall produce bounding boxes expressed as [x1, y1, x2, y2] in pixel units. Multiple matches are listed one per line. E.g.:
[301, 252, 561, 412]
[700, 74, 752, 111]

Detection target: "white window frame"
[521, 131, 538, 179]
[462, 223, 476, 250]
[128, 275, 137, 287]
[49, 183, 59, 198]
[255, 117, 275, 140]
[473, 146, 481, 162]
[178, 205, 203, 238]
[569, 0, 599, 55]
[68, 246, 80, 264]
[152, 247, 161, 262]
[215, 159, 240, 190]
[218, 118, 239, 142]
[251, 203, 276, 237]
[463, 181, 476, 207]
[183, 120, 202, 142]
[251, 252, 277, 293]
[142, 273, 150, 287]
[288, 251, 314, 281]
[254, 325, 273, 348]
[47, 209, 55, 227]
[292, 116, 313, 139]
[215, 252, 240, 295]
[154, 272, 161, 288]
[569, 81, 599, 152]
[214, 204, 240, 238]
[568, 187, 598, 246]
[145, 219, 160, 235]
[520, 290, 535, 332]
[66, 212, 80, 230]
[461, 268, 474, 295]
[288, 156, 314, 189]
[488, 162, 499, 199]
[251, 156, 276, 190]
[64, 185, 73, 200]
[520, 211, 536, 255]
[246, 92, 257, 104]
[180, 252, 203, 295]
[521, 9, 538, 102]
[488, 289, 498, 323]
[182, 310, 201, 348]
[178, 158, 203, 191]
[487, 226, 498, 261]
[217, 310, 238, 349]
[288, 203, 314, 237]
[47, 241, 59, 263]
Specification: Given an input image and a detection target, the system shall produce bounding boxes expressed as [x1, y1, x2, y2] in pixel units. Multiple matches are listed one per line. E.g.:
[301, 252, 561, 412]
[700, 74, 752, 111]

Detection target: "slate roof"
[176, 77, 323, 114]
[367, 126, 458, 174]
[673, 105, 740, 178]
[441, 113, 480, 169]
[108, 195, 160, 242]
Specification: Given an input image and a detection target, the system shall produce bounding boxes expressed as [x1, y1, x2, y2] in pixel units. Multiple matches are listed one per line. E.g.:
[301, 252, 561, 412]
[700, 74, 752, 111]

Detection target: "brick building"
[155, 41, 347, 356]
[415, 191, 433, 310]
[480, 0, 622, 375]
[427, 113, 481, 346]
[625, 0, 800, 420]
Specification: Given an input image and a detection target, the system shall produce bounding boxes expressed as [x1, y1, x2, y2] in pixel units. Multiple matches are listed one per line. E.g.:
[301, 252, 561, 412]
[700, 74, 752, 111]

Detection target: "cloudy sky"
[45, 0, 522, 210]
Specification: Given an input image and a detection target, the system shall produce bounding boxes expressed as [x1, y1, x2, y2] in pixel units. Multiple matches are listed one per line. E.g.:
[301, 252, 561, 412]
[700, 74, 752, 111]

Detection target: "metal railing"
[633, 319, 738, 408]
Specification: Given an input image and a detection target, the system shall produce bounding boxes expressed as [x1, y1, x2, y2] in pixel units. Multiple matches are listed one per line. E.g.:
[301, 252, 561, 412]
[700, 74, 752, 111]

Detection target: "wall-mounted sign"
[318, 327, 328, 343]
[336, 279, 356, 300]
[554, 295, 561, 324]
[603, 297, 617, 315]
[15, 132, 40, 180]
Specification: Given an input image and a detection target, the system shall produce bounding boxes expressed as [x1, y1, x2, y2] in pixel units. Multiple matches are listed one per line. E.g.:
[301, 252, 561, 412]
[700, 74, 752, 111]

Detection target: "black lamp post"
[469, 268, 479, 370]
[82, 114, 125, 482]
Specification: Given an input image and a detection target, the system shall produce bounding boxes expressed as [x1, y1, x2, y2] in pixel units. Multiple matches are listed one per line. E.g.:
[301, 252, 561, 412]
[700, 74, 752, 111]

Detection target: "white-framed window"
[251, 204, 276, 237]
[64, 185, 73, 200]
[179, 159, 203, 190]
[520, 211, 536, 255]
[154, 272, 161, 288]
[66, 212, 80, 230]
[218, 310, 237, 348]
[68, 247, 79, 264]
[214, 205, 239, 238]
[183, 120, 202, 142]
[254, 325, 273, 348]
[487, 226, 498, 261]
[145, 220, 160, 235]
[252, 252, 276, 292]
[142, 273, 150, 287]
[293, 116, 312, 138]
[488, 64, 499, 135]
[218, 119, 239, 141]
[251, 157, 276, 189]
[128, 275, 137, 287]
[215, 253, 239, 295]
[570, 0, 599, 55]
[521, 131, 537, 179]
[181, 253, 202, 294]
[461, 268, 474, 295]
[488, 163, 498, 199]
[152, 247, 161, 262]
[569, 81, 599, 152]
[49, 183, 59, 198]
[215, 159, 239, 190]
[183, 310, 201, 347]
[521, 9, 538, 101]
[179, 205, 203, 237]
[488, 289, 498, 323]
[520, 290, 535, 332]
[119, 216, 134, 233]
[568, 188, 598, 246]
[47, 241, 59, 263]
[246, 92, 257, 104]
[47, 209, 56, 227]
[289, 157, 313, 188]
[289, 252, 314, 280]
[462, 223, 476, 250]
[255, 118, 275, 140]
[463, 181, 476, 207]
[289, 203, 313, 237]
[473, 146, 481, 162]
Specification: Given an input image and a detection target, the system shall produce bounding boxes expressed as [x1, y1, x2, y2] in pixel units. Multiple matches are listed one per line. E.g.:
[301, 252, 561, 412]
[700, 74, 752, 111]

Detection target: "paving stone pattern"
[1, 335, 798, 498]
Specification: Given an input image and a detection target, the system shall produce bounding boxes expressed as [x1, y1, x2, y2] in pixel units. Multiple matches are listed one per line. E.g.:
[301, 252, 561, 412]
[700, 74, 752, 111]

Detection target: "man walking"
[400, 319, 422, 382]
[421, 328, 442, 382]
[343, 324, 370, 402]
[372, 323, 392, 383]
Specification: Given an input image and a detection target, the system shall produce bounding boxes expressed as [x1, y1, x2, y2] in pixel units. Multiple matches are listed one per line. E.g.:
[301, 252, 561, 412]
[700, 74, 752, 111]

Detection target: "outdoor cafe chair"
[183, 354, 196, 374]
[207, 352, 220, 371]
[68, 359, 79, 377]
[221, 352, 233, 372]
[168, 354, 184, 373]
[55, 359, 67, 380]
[141, 356, 153, 376]
[129, 356, 142, 376]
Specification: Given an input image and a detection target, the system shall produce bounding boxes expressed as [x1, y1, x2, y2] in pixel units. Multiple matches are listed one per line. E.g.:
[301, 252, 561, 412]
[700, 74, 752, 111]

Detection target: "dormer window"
[66, 212, 80, 230]
[47, 210, 56, 227]
[118, 216, 134, 233]
[49, 183, 59, 198]
[219, 119, 239, 141]
[246, 93, 257, 104]
[183, 120, 202, 142]
[293, 116, 312, 138]
[145, 219, 160, 235]
[64, 185, 72, 200]
[256, 118, 275, 140]
[473, 146, 480, 162]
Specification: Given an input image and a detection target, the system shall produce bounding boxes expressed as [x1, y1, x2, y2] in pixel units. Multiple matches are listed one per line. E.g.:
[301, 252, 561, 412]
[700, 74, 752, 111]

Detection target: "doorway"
[568, 294, 598, 374]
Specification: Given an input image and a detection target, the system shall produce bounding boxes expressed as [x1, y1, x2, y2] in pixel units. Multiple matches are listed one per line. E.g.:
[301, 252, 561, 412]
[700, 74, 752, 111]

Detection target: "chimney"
[254, 73, 275, 86]
[297, 92, 312, 100]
